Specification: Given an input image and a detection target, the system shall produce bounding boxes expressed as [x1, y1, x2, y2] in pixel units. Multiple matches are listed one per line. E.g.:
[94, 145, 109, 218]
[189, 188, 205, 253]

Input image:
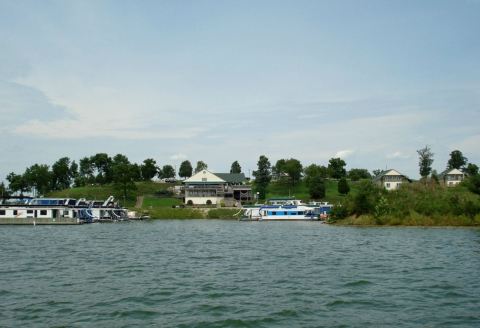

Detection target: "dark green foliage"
[338, 178, 350, 195]
[253, 155, 272, 200]
[447, 150, 467, 170]
[0, 182, 9, 197]
[161, 165, 175, 179]
[465, 163, 479, 176]
[466, 174, 480, 195]
[179, 160, 193, 179]
[348, 168, 372, 181]
[329, 205, 348, 222]
[308, 175, 325, 199]
[273, 158, 303, 186]
[79, 156, 95, 184]
[24, 164, 52, 196]
[352, 181, 382, 216]
[52, 157, 73, 190]
[304, 164, 328, 186]
[195, 161, 208, 173]
[328, 158, 347, 179]
[111, 154, 137, 201]
[154, 189, 174, 197]
[141, 158, 158, 181]
[230, 161, 241, 174]
[6, 172, 30, 195]
[417, 145, 434, 179]
[91, 153, 113, 184]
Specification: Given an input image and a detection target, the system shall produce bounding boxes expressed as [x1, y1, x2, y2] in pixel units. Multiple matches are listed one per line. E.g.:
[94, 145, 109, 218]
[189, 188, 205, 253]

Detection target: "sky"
[1, 0, 479, 180]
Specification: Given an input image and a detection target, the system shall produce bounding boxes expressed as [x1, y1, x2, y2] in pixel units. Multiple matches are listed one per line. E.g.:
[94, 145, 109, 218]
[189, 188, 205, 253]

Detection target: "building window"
[202, 178, 207, 182]
[40, 210, 47, 215]
[0, 210, 5, 215]
[386, 183, 391, 188]
[27, 210, 33, 214]
[13, 210, 18, 215]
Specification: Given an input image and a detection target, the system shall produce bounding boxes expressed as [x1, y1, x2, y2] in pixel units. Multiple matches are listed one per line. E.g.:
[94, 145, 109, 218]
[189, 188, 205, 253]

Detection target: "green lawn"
[142, 196, 182, 209]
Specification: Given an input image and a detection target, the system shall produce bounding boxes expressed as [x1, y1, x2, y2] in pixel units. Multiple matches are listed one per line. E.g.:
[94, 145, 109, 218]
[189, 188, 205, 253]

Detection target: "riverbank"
[333, 213, 480, 226]
[141, 207, 241, 220]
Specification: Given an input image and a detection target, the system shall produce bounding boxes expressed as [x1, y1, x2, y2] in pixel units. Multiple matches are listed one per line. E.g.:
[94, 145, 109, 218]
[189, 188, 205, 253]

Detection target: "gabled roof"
[439, 168, 465, 177]
[373, 169, 411, 182]
[183, 170, 247, 184]
[214, 173, 246, 184]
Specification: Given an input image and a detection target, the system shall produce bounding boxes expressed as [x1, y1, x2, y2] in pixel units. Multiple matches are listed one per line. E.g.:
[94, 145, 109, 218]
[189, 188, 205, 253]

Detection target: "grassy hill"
[264, 179, 361, 204]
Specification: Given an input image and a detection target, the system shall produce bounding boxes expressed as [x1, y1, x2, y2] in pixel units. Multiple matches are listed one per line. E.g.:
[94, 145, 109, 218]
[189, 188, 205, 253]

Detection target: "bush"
[338, 178, 350, 195]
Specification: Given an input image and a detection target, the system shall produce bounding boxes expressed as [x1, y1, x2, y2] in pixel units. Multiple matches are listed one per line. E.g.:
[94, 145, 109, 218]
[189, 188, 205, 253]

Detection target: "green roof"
[214, 173, 246, 184]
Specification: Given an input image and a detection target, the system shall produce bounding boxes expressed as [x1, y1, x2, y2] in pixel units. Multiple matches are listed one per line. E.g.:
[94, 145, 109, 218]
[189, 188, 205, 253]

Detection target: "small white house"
[439, 168, 465, 187]
[374, 169, 411, 190]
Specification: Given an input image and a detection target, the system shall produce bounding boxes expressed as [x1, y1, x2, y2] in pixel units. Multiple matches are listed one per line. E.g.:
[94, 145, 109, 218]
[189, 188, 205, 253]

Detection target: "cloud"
[334, 150, 354, 159]
[169, 153, 188, 161]
[13, 119, 205, 140]
[386, 151, 411, 159]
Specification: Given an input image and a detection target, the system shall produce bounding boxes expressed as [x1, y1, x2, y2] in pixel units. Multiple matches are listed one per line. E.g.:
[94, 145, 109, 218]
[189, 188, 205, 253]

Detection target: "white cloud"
[386, 151, 411, 159]
[334, 149, 354, 159]
[13, 119, 205, 140]
[169, 153, 188, 161]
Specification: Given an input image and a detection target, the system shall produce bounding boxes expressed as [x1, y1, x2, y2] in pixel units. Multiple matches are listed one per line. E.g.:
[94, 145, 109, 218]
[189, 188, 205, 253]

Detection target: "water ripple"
[0, 222, 479, 327]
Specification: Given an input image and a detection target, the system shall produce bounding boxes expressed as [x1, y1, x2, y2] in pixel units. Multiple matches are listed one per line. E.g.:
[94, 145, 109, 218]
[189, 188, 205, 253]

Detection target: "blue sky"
[1, 0, 479, 180]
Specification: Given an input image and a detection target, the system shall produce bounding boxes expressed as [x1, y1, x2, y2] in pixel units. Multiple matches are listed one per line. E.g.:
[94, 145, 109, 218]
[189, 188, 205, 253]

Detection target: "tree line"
[2, 148, 478, 201]
[0, 153, 243, 200]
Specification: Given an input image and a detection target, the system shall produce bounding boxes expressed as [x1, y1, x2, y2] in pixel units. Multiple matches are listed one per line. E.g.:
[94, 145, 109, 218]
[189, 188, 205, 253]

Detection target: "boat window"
[272, 212, 277, 215]
[40, 210, 47, 215]
[0, 210, 5, 215]
[290, 212, 296, 215]
[298, 211, 304, 215]
[284, 212, 288, 215]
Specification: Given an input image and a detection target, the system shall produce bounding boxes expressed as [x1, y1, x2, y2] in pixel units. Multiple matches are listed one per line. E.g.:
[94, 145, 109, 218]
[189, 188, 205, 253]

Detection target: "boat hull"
[0, 217, 82, 225]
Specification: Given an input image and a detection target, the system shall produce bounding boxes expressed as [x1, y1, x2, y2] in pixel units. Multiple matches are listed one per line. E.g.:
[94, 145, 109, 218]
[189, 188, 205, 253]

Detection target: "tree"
[179, 160, 193, 179]
[195, 161, 208, 173]
[0, 182, 9, 198]
[140, 158, 158, 181]
[348, 168, 372, 181]
[253, 155, 272, 200]
[447, 150, 467, 170]
[417, 145, 434, 179]
[52, 157, 72, 190]
[328, 158, 347, 179]
[79, 156, 95, 185]
[161, 165, 175, 179]
[273, 159, 286, 180]
[372, 169, 383, 178]
[283, 158, 303, 186]
[24, 164, 52, 196]
[91, 153, 113, 184]
[308, 175, 326, 199]
[466, 174, 480, 195]
[131, 163, 142, 181]
[230, 161, 242, 174]
[70, 161, 79, 182]
[338, 177, 350, 195]
[304, 164, 328, 187]
[6, 172, 30, 196]
[111, 154, 137, 201]
[465, 163, 479, 176]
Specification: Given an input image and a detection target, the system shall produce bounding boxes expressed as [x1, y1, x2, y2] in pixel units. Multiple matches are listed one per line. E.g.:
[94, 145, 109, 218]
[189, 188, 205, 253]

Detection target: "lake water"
[1, 221, 479, 327]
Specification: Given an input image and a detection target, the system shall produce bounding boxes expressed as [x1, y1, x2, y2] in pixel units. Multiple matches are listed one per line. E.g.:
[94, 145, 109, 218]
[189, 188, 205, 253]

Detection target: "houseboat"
[0, 196, 128, 225]
[241, 199, 333, 221]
